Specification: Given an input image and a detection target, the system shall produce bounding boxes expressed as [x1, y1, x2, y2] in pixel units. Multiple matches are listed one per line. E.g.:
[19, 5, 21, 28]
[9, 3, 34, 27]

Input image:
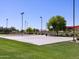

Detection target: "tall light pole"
[25, 20, 26, 30]
[6, 18, 8, 28]
[21, 12, 24, 31]
[40, 16, 43, 34]
[73, 0, 76, 41]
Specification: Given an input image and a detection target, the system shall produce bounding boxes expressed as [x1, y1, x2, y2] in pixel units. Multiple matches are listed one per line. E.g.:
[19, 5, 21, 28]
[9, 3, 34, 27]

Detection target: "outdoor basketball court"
[0, 35, 73, 45]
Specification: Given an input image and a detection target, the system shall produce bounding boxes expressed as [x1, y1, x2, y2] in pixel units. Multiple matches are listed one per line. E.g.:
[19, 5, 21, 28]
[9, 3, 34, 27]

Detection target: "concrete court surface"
[0, 35, 73, 45]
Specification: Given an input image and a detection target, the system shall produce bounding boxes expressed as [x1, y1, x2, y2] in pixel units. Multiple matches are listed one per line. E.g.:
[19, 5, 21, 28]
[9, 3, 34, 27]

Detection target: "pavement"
[0, 35, 73, 45]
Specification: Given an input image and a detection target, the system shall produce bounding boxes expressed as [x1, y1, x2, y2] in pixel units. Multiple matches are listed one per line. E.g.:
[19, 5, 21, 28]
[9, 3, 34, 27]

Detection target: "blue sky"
[0, 0, 78, 30]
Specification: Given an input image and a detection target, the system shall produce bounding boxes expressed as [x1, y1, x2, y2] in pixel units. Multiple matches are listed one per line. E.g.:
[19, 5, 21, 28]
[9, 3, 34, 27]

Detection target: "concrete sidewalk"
[0, 35, 73, 45]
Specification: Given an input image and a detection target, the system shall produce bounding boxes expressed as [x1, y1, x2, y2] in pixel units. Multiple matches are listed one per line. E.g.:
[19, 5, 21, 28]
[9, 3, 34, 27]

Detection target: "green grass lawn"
[0, 38, 79, 59]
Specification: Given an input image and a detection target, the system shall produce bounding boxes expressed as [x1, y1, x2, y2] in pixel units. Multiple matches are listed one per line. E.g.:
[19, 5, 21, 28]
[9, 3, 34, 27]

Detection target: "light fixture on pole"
[73, 0, 76, 41]
[21, 12, 24, 31]
[40, 16, 43, 34]
[6, 18, 8, 28]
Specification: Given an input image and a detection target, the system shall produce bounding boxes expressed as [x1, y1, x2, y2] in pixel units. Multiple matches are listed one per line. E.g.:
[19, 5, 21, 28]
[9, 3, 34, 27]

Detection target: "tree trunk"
[56, 31, 58, 36]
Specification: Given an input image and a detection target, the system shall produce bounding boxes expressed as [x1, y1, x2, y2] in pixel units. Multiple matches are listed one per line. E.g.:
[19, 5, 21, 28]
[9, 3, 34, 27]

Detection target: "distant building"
[66, 26, 79, 31]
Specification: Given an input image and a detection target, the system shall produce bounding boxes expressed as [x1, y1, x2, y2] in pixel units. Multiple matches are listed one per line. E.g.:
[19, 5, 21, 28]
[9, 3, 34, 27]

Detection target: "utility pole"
[40, 16, 43, 34]
[6, 18, 8, 28]
[25, 20, 26, 30]
[21, 12, 24, 31]
[73, 0, 76, 41]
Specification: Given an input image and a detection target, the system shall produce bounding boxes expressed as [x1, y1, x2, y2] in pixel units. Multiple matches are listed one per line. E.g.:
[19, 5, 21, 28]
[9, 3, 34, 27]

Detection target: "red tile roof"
[66, 26, 79, 29]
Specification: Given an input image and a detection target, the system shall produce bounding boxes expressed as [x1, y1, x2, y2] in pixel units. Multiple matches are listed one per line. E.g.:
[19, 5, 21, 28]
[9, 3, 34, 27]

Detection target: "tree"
[26, 27, 33, 34]
[0, 27, 19, 34]
[3, 28, 11, 34]
[10, 27, 19, 33]
[47, 16, 66, 36]
[32, 28, 39, 34]
[33, 28, 39, 32]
